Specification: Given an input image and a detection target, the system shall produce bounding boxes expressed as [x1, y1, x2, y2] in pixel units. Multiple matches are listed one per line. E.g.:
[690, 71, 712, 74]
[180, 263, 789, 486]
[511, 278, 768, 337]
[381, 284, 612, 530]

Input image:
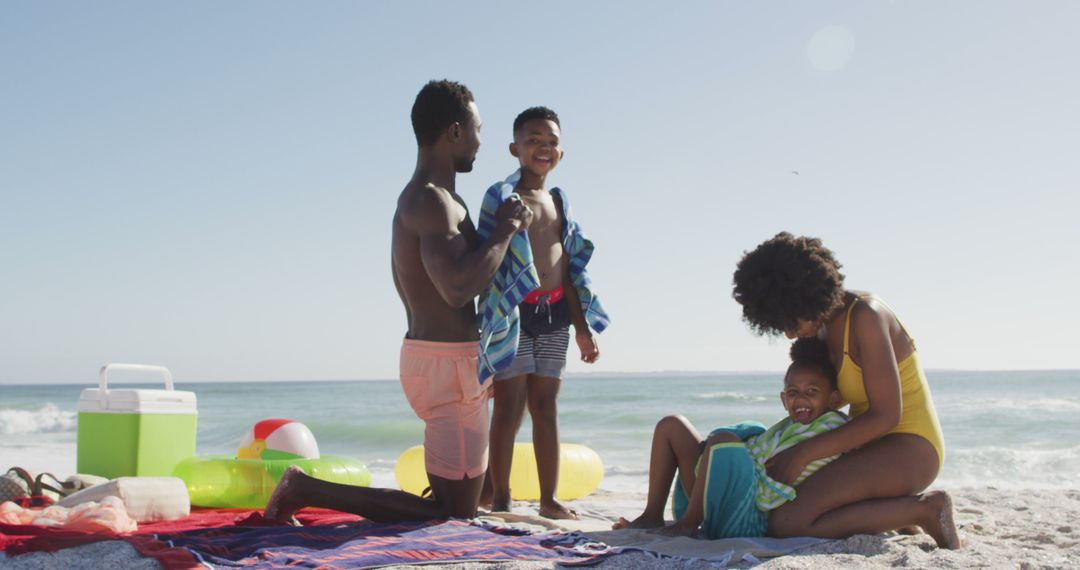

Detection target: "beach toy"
[173, 419, 370, 508]
[238, 418, 320, 460]
[395, 443, 603, 501]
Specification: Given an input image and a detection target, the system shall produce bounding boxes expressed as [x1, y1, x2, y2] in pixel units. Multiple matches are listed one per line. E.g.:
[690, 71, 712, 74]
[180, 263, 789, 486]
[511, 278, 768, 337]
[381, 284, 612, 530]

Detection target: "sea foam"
[0, 404, 77, 436]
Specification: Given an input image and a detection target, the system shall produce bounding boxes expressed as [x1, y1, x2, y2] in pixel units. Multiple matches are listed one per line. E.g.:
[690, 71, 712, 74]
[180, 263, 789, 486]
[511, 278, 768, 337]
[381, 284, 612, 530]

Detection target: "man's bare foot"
[264, 466, 307, 526]
[611, 513, 664, 530]
[650, 521, 698, 537]
[897, 525, 922, 535]
[918, 490, 962, 549]
[539, 499, 579, 520]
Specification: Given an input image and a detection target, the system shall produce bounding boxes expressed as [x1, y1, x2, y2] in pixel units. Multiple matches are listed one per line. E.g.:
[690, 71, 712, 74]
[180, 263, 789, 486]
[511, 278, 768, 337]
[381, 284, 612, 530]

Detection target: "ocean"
[3, 370, 1078, 493]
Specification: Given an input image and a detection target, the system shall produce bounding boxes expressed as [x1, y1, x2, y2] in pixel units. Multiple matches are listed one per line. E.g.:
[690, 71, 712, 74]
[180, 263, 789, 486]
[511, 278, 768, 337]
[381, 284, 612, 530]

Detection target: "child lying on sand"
[615, 338, 846, 538]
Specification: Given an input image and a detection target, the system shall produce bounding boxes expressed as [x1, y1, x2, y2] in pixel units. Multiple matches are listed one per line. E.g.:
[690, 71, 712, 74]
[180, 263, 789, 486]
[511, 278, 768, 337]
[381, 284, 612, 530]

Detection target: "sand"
[3, 487, 1079, 569]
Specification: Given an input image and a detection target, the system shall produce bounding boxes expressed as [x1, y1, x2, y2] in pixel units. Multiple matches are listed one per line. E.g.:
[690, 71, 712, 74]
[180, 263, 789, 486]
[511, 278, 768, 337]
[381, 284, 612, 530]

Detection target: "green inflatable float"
[173, 418, 370, 509]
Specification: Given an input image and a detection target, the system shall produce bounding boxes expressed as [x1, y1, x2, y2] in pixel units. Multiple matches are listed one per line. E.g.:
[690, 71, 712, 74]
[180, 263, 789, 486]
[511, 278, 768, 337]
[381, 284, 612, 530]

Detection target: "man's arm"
[411, 188, 531, 308]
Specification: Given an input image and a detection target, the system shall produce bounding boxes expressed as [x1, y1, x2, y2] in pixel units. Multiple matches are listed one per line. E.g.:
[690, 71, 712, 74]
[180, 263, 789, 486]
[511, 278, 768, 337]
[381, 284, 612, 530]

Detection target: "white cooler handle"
[98, 363, 175, 407]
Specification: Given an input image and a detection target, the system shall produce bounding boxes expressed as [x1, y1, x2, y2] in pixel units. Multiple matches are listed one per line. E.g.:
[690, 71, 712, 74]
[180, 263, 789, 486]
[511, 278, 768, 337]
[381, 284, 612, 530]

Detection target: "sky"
[2, 1, 1078, 385]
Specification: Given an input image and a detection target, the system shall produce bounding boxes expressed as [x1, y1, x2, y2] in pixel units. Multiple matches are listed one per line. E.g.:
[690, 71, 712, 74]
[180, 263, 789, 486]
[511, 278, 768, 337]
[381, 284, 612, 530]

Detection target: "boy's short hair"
[788, 337, 838, 388]
[513, 106, 560, 134]
[411, 80, 475, 147]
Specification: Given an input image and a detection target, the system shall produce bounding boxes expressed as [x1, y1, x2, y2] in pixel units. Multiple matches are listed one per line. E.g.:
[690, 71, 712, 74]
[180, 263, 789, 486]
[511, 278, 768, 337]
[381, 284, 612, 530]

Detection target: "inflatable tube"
[173, 455, 370, 508]
[395, 443, 602, 501]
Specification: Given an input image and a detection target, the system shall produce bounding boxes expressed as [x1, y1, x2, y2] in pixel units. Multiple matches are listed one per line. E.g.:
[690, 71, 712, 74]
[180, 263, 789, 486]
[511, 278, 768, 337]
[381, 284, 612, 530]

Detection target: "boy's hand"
[575, 329, 600, 363]
[494, 195, 533, 236]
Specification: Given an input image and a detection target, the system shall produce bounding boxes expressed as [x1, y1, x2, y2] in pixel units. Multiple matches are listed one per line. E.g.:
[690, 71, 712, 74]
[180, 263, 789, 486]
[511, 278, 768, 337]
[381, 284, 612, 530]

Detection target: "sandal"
[34, 472, 80, 500]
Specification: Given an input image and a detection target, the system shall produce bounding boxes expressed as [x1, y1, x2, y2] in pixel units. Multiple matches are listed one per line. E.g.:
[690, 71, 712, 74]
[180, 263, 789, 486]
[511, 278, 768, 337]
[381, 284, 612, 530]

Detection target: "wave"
[937, 397, 1080, 413]
[936, 445, 1080, 490]
[691, 391, 769, 403]
[0, 404, 77, 436]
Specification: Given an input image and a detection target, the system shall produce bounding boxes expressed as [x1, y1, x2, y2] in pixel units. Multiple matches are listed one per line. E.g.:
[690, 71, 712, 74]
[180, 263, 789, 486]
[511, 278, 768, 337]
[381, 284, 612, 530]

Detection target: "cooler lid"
[78, 388, 198, 414]
[78, 364, 197, 414]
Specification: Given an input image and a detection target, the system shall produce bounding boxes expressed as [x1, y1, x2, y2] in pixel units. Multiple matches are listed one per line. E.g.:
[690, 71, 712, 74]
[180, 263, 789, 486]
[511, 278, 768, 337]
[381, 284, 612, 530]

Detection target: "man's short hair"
[513, 106, 560, 134]
[411, 80, 475, 146]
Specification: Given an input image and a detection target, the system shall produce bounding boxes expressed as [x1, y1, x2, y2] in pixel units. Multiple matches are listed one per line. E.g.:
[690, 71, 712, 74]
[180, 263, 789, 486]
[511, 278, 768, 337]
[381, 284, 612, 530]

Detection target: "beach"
[3, 371, 1079, 567]
[4, 487, 1079, 568]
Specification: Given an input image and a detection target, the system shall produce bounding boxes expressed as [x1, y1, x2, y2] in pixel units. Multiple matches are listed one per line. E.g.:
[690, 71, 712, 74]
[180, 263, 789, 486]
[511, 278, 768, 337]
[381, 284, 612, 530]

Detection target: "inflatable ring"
[173, 455, 370, 508]
[395, 443, 602, 501]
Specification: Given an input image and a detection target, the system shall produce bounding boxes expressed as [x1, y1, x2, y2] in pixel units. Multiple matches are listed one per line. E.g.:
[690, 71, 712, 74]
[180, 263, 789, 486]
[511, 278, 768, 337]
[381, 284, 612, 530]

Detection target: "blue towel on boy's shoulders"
[475, 170, 610, 383]
[552, 186, 610, 335]
[475, 171, 540, 383]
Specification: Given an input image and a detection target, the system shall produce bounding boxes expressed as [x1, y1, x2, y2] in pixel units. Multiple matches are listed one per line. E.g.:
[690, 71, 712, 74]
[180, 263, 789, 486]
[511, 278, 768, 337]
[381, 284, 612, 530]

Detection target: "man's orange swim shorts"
[399, 339, 491, 480]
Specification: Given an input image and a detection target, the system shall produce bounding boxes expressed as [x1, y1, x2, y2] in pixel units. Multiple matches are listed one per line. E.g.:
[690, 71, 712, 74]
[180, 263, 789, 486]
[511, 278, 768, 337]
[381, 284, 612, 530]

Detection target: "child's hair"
[513, 106, 560, 133]
[788, 337, 838, 388]
[411, 79, 475, 147]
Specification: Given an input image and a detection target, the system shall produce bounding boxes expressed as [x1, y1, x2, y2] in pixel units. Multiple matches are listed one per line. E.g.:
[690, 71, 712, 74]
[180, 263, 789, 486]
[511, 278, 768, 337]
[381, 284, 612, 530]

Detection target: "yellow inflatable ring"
[173, 454, 370, 508]
[395, 443, 603, 501]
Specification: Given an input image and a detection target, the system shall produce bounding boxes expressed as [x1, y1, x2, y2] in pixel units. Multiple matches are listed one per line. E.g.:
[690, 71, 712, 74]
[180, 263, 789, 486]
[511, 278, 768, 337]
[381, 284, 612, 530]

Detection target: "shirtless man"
[265, 79, 532, 523]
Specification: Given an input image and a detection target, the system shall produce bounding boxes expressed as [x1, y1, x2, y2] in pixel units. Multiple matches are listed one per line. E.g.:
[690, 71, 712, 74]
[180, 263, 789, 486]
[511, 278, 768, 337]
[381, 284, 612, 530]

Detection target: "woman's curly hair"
[789, 337, 838, 387]
[732, 232, 846, 336]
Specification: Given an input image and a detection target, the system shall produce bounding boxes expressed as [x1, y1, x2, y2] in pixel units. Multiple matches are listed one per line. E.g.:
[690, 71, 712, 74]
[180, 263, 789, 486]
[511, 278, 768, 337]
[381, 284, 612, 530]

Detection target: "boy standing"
[479, 107, 609, 519]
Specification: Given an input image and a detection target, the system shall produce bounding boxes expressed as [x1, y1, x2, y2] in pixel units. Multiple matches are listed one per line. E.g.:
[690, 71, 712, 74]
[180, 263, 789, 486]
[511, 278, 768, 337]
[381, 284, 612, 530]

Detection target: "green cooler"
[77, 363, 197, 479]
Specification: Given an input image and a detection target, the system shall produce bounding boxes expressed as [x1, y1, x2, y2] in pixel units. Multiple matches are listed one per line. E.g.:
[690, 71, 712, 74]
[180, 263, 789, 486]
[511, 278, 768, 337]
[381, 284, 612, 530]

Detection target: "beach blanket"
[137, 519, 610, 569]
[476, 510, 832, 567]
[475, 171, 610, 382]
[0, 507, 358, 556]
[577, 528, 830, 567]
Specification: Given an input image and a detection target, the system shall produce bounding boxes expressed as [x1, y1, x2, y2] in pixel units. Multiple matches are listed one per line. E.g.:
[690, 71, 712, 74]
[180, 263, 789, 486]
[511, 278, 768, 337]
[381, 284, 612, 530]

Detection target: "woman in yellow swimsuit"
[731, 232, 960, 549]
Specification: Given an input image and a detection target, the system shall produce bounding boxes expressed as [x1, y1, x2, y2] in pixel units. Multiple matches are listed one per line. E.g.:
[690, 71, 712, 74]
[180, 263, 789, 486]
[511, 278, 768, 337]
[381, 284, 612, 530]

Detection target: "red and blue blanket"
[141, 518, 609, 569]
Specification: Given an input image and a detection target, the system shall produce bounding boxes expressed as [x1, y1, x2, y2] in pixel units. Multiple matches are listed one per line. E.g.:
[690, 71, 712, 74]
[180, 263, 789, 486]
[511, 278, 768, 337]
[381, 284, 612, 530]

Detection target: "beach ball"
[237, 418, 320, 460]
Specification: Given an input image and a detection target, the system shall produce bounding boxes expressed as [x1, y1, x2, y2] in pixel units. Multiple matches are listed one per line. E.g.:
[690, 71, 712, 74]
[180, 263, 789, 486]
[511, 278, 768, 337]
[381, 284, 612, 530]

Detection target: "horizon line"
[2, 367, 1077, 387]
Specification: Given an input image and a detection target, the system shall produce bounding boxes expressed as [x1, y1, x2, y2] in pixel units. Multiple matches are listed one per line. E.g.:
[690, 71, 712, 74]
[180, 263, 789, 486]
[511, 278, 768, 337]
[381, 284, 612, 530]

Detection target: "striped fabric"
[675, 422, 771, 538]
[551, 187, 611, 335]
[475, 171, 610, 383]
[745, 410, 848, 511]
[698, 443, 770, 538]
[519, 328, 571, 359]
[475, 171, 541, 383]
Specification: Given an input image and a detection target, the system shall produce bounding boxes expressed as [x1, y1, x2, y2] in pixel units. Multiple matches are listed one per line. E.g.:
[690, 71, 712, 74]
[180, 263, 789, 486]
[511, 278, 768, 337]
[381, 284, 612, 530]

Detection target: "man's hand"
[575, 329, 600, 363]
[494, 195, 533, 236]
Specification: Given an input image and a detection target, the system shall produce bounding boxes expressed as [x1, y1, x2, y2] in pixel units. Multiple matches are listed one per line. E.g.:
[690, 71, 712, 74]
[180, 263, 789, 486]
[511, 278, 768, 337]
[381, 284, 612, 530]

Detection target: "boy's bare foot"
[651, 521, 698, 537]
[611, 513, 664, 530]
[918, 490, 962, 549]
[264, 466, 307, 526]
[539, 499, 579, 520]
